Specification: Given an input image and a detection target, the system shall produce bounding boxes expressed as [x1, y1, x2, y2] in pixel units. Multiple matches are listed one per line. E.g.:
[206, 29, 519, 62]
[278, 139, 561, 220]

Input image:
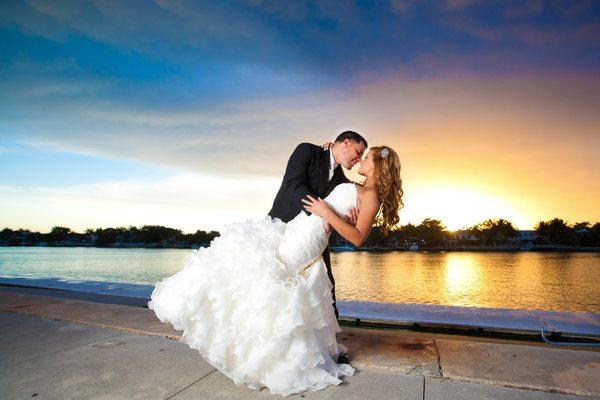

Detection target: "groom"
[268, 130, 368, 360]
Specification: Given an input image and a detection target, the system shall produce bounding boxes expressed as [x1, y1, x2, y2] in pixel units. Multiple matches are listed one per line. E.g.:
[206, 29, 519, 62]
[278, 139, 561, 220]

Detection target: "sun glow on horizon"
[400, 184, 528, 231]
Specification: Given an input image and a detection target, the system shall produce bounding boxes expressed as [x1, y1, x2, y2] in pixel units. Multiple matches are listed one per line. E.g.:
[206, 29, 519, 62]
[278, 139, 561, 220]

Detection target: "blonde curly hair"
[370, 146, 404, 236]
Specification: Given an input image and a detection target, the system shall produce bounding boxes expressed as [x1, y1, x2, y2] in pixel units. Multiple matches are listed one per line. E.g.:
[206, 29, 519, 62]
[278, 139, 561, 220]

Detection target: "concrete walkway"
[1, 288, 599, 399]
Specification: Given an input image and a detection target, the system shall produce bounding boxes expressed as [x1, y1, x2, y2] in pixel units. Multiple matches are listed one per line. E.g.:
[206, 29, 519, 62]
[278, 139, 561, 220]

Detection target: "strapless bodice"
[276, 183, 357, 275]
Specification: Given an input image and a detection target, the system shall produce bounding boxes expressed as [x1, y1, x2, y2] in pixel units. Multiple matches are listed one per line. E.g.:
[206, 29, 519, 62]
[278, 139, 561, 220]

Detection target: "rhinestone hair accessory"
[380, 147, 390, 158]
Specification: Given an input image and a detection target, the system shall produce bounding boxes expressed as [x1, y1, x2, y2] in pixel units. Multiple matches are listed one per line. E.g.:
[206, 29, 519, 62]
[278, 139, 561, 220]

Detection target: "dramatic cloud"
[1, 0, 599, 231]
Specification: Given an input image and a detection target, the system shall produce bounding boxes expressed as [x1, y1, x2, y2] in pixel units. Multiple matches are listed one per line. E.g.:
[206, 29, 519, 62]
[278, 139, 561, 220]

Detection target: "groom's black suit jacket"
[268, 142, 350, 320]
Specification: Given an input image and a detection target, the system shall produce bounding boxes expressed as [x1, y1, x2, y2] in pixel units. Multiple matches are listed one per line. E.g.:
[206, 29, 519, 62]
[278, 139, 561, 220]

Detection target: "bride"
[148, 145, 404, 396]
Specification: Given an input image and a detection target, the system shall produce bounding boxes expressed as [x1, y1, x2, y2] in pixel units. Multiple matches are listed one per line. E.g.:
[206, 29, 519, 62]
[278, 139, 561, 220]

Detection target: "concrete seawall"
[1, 276, 598, 340]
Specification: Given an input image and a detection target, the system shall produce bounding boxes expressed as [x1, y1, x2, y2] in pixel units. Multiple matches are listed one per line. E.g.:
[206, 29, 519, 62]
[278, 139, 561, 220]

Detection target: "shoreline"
[1, 277, 598, 342]
[2, 243, 600, 252]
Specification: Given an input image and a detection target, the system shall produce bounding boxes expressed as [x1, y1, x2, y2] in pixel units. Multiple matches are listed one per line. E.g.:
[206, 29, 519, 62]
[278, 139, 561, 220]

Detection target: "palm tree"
[475, 218, 518, 246]
[416, 218, 447, 247]
[573, 221, 594, 246]
[573, 221, 591, 231]
[48, 226, 72, 243]
[535, 218, 576, 245]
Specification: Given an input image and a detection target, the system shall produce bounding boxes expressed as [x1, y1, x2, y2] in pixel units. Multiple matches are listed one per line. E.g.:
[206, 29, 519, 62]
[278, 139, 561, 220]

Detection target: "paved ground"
[1, 288, 599, 399]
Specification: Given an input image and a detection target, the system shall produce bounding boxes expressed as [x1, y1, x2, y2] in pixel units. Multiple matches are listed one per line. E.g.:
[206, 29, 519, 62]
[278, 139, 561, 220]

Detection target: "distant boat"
[330, 243, 355, 252]
[409, 243, 419, 251]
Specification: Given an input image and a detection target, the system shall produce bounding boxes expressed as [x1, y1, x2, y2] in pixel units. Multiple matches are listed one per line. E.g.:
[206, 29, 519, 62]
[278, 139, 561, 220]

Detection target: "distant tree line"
[0, 225, 220, 248]
[2, 217, 599, 250]
[330, 217, 600, 249]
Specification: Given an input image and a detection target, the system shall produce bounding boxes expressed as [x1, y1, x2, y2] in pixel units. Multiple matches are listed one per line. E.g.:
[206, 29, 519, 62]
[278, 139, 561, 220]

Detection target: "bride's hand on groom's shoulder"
[322, 141, 334, 150]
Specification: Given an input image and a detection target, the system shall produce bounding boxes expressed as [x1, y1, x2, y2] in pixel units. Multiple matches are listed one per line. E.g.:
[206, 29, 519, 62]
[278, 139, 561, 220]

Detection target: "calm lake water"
[0, 247, 598, 313]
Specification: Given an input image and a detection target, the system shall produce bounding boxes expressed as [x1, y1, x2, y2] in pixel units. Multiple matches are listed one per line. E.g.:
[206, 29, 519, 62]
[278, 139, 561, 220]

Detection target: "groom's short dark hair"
[335, 130, 368, 148]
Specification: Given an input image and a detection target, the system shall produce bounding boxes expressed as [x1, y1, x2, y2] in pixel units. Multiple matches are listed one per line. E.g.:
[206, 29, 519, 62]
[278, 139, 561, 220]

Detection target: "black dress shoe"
[337, 353, 350, 364]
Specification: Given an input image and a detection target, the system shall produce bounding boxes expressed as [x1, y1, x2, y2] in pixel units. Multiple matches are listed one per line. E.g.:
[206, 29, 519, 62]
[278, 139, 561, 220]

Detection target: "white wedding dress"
[148, 183, 357, 396]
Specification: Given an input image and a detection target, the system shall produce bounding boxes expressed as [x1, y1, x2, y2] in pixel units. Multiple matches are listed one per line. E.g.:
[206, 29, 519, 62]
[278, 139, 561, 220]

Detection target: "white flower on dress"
[284, 277, 299, 287]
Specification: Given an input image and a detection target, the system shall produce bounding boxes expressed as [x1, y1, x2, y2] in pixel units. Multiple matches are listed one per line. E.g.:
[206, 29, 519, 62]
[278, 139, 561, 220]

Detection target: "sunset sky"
[1, 0, 599, 233]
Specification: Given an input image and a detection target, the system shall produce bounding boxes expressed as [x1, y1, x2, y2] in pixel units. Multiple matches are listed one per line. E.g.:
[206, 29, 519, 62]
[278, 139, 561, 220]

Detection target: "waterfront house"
[511, 230, 546, 246]
[445, 230, 480, 246]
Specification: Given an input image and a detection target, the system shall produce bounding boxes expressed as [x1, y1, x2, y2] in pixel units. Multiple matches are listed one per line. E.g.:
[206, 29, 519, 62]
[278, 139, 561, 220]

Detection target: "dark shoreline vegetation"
[2, 217, 599, 251]
[0, 225, 219, 249]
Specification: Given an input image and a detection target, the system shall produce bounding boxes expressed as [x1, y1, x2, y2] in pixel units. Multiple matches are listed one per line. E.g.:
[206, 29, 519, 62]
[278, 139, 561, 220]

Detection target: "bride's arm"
[302, 192, 380, 247]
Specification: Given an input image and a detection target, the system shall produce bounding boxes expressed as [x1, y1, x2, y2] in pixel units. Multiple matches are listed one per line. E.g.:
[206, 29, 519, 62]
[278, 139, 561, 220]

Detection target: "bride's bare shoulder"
[354, 183, 380, 207]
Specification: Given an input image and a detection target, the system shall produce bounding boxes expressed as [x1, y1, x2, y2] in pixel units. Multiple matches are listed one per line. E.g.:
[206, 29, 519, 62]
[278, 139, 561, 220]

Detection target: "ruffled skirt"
[148, 217, 355, 396]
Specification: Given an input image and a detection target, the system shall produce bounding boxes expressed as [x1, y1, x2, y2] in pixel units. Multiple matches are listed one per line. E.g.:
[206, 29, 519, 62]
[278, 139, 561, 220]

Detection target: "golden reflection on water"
[443, 253, 481, 305]
[331, 251, 600, 313]
[1, 248, 598, 313]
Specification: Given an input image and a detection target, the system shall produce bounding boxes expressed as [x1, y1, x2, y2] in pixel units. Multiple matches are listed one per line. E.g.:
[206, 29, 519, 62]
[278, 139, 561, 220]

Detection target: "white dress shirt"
[328, 148, 338, 181]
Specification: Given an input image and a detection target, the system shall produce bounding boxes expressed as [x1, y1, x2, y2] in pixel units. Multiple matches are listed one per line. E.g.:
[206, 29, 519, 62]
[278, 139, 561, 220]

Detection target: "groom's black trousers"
[322, 247, 339, 321]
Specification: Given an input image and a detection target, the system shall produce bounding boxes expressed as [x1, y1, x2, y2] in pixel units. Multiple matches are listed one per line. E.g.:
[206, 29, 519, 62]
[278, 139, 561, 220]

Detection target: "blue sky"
[1, 0, 599, 232]
[0, 137, 177, 187]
